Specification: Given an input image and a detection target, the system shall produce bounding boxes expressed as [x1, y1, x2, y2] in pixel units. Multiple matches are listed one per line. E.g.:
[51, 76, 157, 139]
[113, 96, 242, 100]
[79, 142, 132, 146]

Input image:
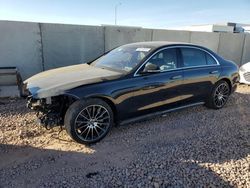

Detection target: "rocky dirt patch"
[0, 85, 249, 187]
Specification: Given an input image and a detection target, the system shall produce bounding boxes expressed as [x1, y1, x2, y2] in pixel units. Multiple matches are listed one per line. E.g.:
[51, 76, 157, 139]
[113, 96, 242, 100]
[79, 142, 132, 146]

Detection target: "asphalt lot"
[0, 85, 249, 188]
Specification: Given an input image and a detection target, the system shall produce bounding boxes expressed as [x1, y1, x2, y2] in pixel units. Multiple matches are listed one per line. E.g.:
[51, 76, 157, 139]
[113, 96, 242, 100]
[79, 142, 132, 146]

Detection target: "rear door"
[179, 47, 221, 104]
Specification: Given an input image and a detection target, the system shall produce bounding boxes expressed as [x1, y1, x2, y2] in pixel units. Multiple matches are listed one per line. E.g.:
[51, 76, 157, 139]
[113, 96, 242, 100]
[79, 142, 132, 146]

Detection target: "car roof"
[121, 41, 217, 56]
[122, 41, 193, 48]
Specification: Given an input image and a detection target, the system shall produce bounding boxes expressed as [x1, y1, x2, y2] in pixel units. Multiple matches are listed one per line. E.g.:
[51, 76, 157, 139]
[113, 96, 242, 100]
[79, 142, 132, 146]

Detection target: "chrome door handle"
[147, 86, 157, 89]
[210, 70, 219, 74]
[143, 82, 164, 90]
[170, 75, 182, 80]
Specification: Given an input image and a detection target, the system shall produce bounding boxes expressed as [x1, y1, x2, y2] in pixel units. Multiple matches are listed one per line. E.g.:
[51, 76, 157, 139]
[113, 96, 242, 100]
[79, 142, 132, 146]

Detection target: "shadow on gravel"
[0, 143, 236, 188]
[0, 144, 98, 187]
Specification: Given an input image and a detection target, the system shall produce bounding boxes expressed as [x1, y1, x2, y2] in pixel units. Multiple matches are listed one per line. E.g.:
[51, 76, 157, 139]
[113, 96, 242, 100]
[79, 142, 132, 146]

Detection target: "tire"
[64, 98, 114, 144]
[206, 80, 230, 109]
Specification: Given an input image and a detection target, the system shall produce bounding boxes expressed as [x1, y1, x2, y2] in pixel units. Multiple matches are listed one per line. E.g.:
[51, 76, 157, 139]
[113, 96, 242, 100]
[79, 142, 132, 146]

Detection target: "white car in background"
[239, 62, 250, 85]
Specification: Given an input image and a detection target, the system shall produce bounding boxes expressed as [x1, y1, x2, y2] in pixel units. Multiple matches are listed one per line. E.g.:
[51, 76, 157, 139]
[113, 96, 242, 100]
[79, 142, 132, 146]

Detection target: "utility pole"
[115, 2, 122, 25]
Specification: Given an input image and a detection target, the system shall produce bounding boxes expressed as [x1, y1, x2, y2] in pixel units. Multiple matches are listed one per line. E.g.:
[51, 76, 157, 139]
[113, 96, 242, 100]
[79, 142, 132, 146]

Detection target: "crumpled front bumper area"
[27, 96, 63, 129]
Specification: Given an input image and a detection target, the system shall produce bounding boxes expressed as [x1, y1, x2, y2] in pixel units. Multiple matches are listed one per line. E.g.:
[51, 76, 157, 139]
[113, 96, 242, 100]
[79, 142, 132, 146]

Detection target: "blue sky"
[0, 0, 249, 28]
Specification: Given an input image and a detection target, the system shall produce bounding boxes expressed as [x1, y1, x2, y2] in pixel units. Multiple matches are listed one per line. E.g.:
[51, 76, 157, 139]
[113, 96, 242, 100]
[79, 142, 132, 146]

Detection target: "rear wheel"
[206, 80, 230, 109]
[64, 99, 113, 144]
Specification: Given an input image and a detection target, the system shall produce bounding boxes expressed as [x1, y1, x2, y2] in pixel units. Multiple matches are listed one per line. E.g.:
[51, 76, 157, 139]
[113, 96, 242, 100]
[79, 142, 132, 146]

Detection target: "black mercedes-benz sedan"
[24, 41, 239, 144]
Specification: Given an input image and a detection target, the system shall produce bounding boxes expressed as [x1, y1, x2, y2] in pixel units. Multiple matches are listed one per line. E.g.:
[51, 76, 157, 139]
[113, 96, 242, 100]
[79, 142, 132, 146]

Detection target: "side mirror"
[142, 63, 160, 74]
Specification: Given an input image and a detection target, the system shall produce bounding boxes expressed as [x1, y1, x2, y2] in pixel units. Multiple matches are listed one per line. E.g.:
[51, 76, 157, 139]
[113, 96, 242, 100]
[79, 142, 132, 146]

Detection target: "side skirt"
[119, 102, 205, 126]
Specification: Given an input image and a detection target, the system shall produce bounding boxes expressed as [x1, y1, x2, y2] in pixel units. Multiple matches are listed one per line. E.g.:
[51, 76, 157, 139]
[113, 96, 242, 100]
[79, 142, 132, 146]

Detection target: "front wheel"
[64, 99, 114, 144]
[206, 80, 230, 109]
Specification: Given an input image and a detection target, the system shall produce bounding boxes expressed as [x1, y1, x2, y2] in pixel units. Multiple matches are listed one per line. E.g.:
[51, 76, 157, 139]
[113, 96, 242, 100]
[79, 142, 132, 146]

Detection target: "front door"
[129, 48, 184, 117]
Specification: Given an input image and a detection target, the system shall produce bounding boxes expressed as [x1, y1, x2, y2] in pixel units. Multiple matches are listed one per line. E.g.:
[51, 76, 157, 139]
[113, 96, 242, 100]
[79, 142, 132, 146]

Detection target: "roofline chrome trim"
[134, 45, 220, 77]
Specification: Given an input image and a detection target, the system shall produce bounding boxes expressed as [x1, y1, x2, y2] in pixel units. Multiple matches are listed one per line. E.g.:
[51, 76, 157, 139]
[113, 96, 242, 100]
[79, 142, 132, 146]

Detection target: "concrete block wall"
[0, 20, 250, 83]
[242, 34, 250, 65]
[218, 33, 245, 64]
[152, 29, 190, 42]
[41, 24, 105, 70]
[0, 21, 43, 79]
[104, 26, 152, 51]
[190, 31, 220, 53]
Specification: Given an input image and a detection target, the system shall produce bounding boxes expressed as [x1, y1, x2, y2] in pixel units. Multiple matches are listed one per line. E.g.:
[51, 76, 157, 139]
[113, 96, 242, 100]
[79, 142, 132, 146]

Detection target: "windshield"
[91, 46, 153, 72]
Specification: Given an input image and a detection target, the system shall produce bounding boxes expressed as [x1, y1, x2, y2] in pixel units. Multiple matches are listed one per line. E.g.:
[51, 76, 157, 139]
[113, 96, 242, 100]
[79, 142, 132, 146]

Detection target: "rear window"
[206, 53, 217, 65]
[181, 48, 207, 67]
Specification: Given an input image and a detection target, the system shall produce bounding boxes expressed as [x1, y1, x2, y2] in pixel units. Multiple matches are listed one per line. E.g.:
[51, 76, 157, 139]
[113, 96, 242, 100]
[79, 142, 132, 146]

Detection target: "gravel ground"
[0, 85, 249, 188]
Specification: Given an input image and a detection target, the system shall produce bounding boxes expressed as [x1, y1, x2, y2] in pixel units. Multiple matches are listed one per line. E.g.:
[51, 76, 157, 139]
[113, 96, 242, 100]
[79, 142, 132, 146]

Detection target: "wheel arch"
[61, 91, 119, 124]
[88, 96, 118, 124]
[217, 77, 232, 93]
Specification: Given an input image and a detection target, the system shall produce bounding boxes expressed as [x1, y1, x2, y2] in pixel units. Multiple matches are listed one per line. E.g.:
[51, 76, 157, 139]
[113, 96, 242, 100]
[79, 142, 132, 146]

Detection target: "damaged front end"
[22, 63, 118, 130]
[27, 95, 75, 129]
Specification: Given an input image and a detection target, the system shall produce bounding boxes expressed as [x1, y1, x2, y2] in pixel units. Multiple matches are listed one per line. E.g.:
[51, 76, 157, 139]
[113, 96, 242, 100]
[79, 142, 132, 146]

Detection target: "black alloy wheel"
[74, 105, 111, 142]
[206, 80, 230, 109]
[213, 82, 230, 108]
[65, 99, 113, 144]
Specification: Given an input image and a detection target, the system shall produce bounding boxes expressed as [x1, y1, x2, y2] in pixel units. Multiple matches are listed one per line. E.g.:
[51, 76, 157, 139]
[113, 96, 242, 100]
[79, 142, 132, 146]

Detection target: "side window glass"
[206, 53, 217, 65]
[145, 48, 178, 71]
[181, 48, 206, 67]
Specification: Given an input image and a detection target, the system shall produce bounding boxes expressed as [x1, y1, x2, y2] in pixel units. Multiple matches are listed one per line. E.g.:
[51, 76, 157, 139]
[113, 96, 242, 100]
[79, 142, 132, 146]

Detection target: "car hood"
[24, 64, 123, 99]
